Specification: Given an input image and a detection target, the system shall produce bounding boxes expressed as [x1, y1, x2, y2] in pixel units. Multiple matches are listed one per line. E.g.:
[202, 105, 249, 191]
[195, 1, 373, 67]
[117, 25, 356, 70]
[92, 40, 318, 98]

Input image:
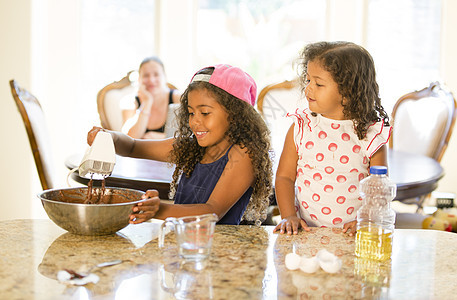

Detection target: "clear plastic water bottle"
[355, 166, 397, 261]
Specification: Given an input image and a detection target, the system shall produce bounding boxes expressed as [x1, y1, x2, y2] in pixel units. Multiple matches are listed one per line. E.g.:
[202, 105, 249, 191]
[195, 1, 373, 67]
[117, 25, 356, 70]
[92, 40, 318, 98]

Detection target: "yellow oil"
[355, 226, 392, 261]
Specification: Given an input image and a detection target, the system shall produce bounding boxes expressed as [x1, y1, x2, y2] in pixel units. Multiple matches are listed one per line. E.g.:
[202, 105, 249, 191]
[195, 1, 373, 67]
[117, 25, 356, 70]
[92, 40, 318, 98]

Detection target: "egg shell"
[285, 252, 301, 270]
[316, 249, 342, 273]
[299, 255, 320, 273]
[320, 258, 342, 273]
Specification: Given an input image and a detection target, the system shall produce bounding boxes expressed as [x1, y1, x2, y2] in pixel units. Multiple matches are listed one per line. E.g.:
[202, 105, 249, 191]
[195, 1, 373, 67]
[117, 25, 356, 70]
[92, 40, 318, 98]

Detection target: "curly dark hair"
[167, 67, 273, 225]
[298, 41, 390, 139]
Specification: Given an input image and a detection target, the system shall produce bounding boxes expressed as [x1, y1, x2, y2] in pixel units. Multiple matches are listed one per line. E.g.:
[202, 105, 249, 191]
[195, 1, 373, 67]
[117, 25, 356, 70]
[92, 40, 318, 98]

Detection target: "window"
[366, 0, 442, 113]
[196, 0, 327, 89]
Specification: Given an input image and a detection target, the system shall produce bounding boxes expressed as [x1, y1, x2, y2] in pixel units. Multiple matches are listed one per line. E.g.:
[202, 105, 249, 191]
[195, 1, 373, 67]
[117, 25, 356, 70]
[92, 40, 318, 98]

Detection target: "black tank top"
[135, 89, 175, 133]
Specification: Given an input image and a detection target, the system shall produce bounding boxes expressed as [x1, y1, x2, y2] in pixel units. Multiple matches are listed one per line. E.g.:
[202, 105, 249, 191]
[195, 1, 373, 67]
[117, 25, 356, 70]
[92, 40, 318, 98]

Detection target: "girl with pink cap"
[87, 64, 272, 225]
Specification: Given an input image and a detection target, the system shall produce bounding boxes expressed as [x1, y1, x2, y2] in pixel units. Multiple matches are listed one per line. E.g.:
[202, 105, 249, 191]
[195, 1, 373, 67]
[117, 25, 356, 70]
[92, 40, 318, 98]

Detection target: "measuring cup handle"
[158, 218, 174, 248]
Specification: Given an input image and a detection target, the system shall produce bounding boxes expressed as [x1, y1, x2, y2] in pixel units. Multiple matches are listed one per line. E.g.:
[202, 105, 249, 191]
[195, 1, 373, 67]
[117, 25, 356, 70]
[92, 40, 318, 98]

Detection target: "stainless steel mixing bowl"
[38, 187, 145, 235]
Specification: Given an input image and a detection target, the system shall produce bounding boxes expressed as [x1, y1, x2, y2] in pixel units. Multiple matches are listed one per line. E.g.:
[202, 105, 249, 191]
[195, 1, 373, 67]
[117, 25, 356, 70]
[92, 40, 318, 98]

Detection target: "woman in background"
[121, 56, 182, 139]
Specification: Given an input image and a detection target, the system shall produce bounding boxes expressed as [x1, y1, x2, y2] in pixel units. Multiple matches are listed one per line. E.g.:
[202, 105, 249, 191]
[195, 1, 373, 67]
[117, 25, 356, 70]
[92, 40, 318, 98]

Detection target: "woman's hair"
[139, 56, 165, 73]
[168, 67, 273, 225]
[298, 41, 390, 139]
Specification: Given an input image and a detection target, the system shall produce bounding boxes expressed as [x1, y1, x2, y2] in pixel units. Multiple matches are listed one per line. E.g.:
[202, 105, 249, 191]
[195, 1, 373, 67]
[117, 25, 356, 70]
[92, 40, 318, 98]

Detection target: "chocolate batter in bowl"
[38, 187, 145, 235]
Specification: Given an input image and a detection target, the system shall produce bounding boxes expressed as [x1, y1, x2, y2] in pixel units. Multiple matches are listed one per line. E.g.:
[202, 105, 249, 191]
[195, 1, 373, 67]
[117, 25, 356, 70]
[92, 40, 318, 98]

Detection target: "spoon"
[58, 259, 127, 285]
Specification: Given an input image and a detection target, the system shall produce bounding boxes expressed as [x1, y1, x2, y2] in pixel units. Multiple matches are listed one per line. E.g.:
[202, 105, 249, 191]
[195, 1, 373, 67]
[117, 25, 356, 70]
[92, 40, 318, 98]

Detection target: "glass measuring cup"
[159, 213, 218, 260]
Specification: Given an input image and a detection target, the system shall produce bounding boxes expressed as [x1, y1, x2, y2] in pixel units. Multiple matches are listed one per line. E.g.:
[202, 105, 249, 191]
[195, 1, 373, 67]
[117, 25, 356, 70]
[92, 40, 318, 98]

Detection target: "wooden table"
[66, 150, 444, 202]
[1, 218, 457, 299]
[388, 150, 444, 201]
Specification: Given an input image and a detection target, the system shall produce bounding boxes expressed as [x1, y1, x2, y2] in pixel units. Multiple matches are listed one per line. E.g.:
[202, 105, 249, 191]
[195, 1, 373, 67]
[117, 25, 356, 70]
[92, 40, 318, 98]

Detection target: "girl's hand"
[129, 189, 160, 224]
[273, 215, 310, 235]
[87, 126, 104, 146]
[138, 84, 154, 106]
[342, 220, 357, 236]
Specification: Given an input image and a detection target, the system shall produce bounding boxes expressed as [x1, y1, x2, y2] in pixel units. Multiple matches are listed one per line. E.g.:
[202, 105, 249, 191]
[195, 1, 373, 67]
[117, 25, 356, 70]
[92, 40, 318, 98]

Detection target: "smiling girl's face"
[304, 60, 346, 120]
[187, 88, 231, 152]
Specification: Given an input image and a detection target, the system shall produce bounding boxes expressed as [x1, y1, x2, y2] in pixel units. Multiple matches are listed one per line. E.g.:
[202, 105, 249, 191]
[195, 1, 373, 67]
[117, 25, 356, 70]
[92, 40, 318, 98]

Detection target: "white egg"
[285, 252, 302, 270]
[299, 255, 320, 273]
[319, 258, 342, 273]
[316, 249, 342, 273]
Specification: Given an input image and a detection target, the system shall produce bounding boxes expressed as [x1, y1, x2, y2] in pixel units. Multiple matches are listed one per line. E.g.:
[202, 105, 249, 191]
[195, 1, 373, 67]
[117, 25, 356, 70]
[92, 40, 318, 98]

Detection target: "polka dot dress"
[288, 108, 391, 228]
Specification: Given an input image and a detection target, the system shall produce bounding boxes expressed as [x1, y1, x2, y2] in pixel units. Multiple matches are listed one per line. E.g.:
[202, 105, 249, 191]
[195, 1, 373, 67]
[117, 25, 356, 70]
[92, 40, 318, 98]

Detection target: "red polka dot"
[318, 131, 327, 139]
[336, 196, 346, 204]
[333, 218, 343, 225]
[305, 141, 314, 149]
[348, 185, 357, 193]
[310, 214, 318, 221]
[353, 145, 361, 153]
[340, 155, 349, 164]
[313, 173, 322, 181]
[322, 207, 331, 215]
[321, 236, 330, 244]
[347, 207, 355, 215]
[304, 180, 311, 187]
[337, 175, 347, 183]
[331, 123, 340, 129]
[328, 143, 338, 152]
[301, 201, 309, 209]
[325, 166, 334, 174]
[341, 133, 350, 141]
[324, 185, 333, 193]
[358, 173, 365, 181]
[312, 193, 320, 201]
[316, 153, 324, 161]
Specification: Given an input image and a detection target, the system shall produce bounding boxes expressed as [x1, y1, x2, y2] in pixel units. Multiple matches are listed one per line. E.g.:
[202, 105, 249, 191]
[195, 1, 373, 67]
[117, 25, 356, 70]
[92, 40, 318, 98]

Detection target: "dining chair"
[9, 79, 55, 190]
[257, 78, 305, 157]
[389, 81, 457, 209]
[390, 81, 457, 162]
[97, 70, 178, 134]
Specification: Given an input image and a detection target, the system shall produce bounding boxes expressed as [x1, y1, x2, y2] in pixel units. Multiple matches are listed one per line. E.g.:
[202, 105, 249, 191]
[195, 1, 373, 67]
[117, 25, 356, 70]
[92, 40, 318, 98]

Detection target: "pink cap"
[190, 64, 257, 106]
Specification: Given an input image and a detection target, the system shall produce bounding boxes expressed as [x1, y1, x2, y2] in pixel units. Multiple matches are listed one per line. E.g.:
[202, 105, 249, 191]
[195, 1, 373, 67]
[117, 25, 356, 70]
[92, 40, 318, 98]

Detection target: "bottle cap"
[370, 166, 388, 175]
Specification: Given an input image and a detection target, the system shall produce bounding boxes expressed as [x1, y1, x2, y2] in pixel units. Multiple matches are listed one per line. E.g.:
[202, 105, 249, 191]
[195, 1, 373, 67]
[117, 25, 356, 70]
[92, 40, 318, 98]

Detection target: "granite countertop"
[1, 219, 457, 299]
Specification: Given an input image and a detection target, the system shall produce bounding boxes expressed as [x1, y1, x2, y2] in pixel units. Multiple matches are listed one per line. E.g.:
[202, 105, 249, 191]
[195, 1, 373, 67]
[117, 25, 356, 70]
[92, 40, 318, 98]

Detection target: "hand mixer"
[78, 131, 116, 177]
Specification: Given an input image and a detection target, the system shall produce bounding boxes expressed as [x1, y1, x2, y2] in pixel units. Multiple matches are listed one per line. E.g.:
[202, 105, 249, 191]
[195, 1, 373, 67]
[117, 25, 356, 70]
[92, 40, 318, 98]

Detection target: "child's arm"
[87, 126, 173, 162]
[131, 144, 255, 223]
[273, 125, 309, 235]
[368, 144, 388, 168]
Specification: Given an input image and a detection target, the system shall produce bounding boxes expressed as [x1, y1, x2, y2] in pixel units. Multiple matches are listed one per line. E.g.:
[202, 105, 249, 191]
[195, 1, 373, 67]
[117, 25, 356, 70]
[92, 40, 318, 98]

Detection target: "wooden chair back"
[389, 81, 457, 162]
[10, 80, 55, 190]
[257, 78, 305, 156]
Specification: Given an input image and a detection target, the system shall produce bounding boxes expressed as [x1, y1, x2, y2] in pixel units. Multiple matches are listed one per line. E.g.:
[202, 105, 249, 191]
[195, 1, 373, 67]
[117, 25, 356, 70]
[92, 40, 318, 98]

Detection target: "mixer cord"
[67, 167, 79, 187]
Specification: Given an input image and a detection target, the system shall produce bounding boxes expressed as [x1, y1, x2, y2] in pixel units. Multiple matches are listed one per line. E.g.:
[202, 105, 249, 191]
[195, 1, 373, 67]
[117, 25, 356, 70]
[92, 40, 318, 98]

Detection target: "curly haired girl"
[88, 64, 272, 225]
[273, 41, 392, 235]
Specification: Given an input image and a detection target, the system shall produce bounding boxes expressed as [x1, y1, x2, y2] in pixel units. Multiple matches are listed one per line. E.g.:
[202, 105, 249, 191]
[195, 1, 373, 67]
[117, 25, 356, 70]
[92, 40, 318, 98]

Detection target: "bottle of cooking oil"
[355, 166, 396, 261]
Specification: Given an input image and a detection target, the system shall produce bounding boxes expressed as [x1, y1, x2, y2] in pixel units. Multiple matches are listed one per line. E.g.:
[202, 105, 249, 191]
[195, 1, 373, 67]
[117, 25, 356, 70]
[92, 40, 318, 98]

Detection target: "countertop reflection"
[1, 219, 457, 299]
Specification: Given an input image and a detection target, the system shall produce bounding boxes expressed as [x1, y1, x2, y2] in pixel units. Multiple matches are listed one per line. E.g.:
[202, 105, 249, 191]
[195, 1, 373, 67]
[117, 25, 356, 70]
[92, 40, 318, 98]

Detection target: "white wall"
[437, 0, 457, 194]
[0, 0, 86, 220]
[0, 0, 35, 219]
